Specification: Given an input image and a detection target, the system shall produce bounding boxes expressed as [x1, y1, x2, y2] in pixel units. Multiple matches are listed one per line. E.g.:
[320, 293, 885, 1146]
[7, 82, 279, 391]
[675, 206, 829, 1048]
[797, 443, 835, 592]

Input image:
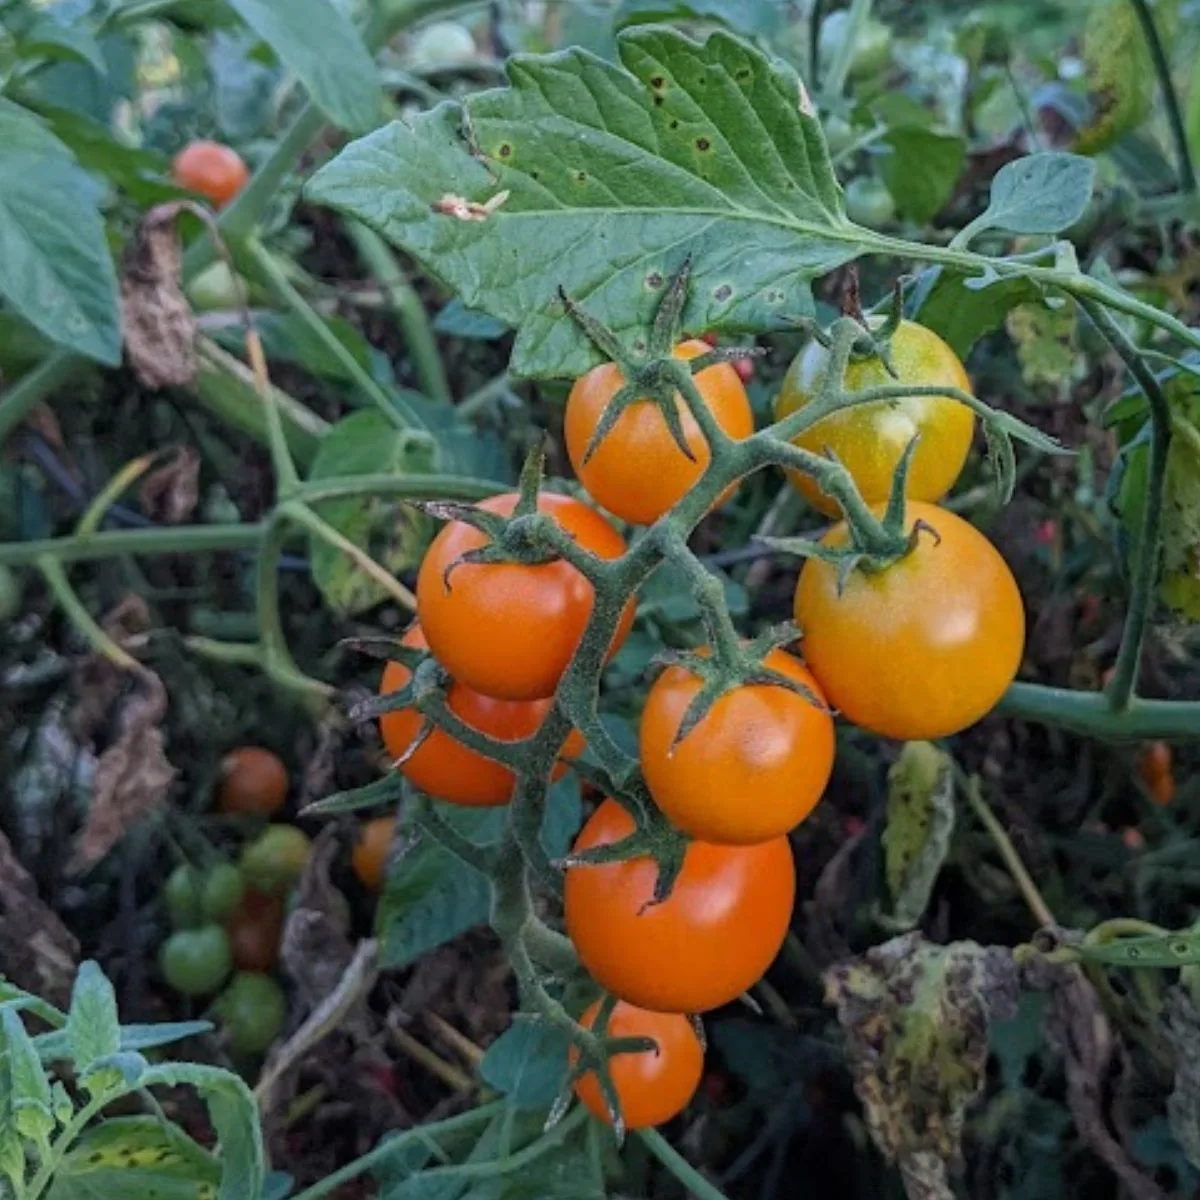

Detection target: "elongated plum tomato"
[794, 501, 1024, 740]
[640, 648, 834, 845]
[773, 320, 975, 515]
[571, 999, 704, 1130]
[416, 492, 634, 701]
[171, 140, 250, 209]
[565, 340, 754, 525]
[379, 625, 584, 806]
[564, 799, 795, 1012]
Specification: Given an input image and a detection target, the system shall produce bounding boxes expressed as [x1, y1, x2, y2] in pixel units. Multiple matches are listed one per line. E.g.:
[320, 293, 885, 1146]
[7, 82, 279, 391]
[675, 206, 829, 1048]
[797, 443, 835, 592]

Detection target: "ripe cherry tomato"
[225, 889, 285, 972]
[352, 816, 396, 893]
[1137, 741, 1175, 806]
[571, 999, 703, 1130]
[793, 502, 1024, 740]
[217, 746, 288, 816]
[159, 925, 232, 997]
[239, 826, 312, 897]
[773, 320, 974, 515]
[416, 492, 634, 701]
[564, 799, 795, 1012]
[171, 140, 250, 209]
[213, 972, 286, 1055]
[379, 625, 584, 806]
[565, 340, 753, 525]
[640, 648, 834, 844]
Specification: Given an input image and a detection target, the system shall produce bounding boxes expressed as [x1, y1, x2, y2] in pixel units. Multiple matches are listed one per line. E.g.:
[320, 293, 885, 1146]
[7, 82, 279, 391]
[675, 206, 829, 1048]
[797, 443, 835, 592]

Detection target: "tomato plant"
[640, 648, 834, 844]
[774, 320, 974, 515]
[571, 1000, 703, 1130]
[416, 492, 634, 700]
[171, 141, 250, 210]
[217, 747, 289, 816]
[564, 799, 795, 1013]
[794, 502, 1025, 741]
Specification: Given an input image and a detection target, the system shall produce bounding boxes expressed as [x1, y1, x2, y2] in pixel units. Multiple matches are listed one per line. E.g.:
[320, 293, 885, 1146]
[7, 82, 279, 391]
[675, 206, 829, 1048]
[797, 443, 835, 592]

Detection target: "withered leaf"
[68, 674, 176, 875]
[824, 933, 1019, 1200]
[120, 202, 199, 389]
[1165, 981, 1200, 1171]
[138, 445, 200, 525]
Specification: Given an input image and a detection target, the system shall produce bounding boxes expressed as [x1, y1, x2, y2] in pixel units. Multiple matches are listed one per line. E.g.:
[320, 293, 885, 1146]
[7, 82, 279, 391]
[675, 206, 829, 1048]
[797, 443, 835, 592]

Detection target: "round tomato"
[640, 648, 834, 845]
[842, 176, 896, 228]
[214, 972, 286, 1055]
[225, 889, 285, 972]
[379, 625, 584, 806]
[565, 340, 753, 525]
[794, 501, 1024, 740]
[164, 864, 205, 930]
[352, 816, 396, 893]
[239, 826, 311, 897]
[564, 799, 795, 1012]
[416, 492, 634, 701]
[202, 863, 245, 922]
[571, 1000, 703, 1130]
[773, 319, 974, 515]
[171, 140, 249, 209]
[159, 925, 232, 997]
[217, 746, 288, 816]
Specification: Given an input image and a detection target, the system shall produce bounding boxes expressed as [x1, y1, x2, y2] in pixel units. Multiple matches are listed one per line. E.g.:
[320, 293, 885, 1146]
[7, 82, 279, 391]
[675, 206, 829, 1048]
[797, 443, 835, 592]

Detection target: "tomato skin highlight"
[352, 816, 396, 893]
[640, 648, 834, 845]
[217, 746, 288, 816]
[416, 492, 634, 701]
[571, 1000, 704, 1130]
[171, 140, 250, 209]
[794, 502, 1025, 741]
[379, 625, 583, 806]
[565, 340, 753, 525]
[564, 799, 795, 1013]
[773, 320, 975, 515]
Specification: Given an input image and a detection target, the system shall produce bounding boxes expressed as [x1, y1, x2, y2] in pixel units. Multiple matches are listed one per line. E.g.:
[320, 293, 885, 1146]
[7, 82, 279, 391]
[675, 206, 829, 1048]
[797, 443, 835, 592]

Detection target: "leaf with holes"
[308, 27, 860, 379]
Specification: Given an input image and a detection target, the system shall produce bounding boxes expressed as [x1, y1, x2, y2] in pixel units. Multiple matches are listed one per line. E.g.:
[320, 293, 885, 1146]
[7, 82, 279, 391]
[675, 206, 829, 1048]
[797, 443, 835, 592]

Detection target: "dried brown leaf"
[138, 445, 200, 524]
[68, 596, 152, 744]
[68, 674, 176, 874]
[120, 202, 198, 389]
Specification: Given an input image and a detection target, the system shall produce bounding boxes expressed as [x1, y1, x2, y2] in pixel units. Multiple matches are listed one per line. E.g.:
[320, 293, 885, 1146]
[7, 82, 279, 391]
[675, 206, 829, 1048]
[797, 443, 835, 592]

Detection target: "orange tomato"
[225, 889, 284, 973]
[640, 648, 834, 844]
[379, 625, 584, 805]
[352, 816, 396, 892]
[1137, 741, 1175, 806]
[571, 999, 703, 1129]
[794, 502, 1024, 740]
[217, 747, 288, 817]
[416, 492, 634, 701]
[565, 340, 753, 525]
[774, 320, 974, 516]
[171, 140, 250, 209]
[564, 799, 794, 1013]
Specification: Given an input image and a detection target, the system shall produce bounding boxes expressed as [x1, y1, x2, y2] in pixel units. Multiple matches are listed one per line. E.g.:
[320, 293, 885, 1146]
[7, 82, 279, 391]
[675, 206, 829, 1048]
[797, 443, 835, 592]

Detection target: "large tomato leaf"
[308, 26, 860, 379]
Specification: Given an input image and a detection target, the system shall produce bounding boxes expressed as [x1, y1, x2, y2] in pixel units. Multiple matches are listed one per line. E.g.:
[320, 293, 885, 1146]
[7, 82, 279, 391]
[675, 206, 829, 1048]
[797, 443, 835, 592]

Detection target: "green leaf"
[377, 808, 504, 969]
[34, 105, 172, 200]
[908, 266, 1047, 360]
[0, 103, 121, 364]
[20, 17, 108, 77]
[879, 128, 966, 225]
[433, 299, 509, 341]
[307, 27, 859, 379]
[48, 1116, 220, 1200]
[140, 1063, 264, 1200]
[36, 1020, 212, 1063]
[877, 742, 955, 932]
[955, 153, 1095, 247]
[305, 409, 436, 615]
[64, 962, 121, 1082]
[479, 1020, 570, 1110]
[212, 311, 375, 385]
[614, 0, 782, 36]
[226, 0, 381, 131]
[1076, 0, 1153, 153]
[1158, 386, 1200, 621]
[304, 773, 407, 817]
[2, 1006, 54, 1143]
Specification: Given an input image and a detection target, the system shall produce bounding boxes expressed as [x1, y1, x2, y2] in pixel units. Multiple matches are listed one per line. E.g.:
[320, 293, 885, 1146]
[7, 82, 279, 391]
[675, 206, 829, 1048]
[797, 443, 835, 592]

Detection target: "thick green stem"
[1080, 299, 1172, 712]
[998, 683, 1200, 739]
[347, 221, 453, 407]
[638, 1129, 733, 1200]
[0, 523, 266, 567]
[1127, 0, 1197, 194]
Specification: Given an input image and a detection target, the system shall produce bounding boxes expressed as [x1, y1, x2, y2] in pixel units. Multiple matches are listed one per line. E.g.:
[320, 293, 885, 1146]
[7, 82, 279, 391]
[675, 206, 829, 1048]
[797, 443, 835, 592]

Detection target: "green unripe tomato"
[239, 826, 312, 897]
[843, 176, 896, 227]
[202, 863, 245, 922]
[0, 565, 22, 623]
[159, 926, 232, 996]
[213, 972, 286, 1055]
[822, 115, 854, 156]
[186, 261, 244, 311]
[820, 11, 893, 80]
[164, 864, 205, 929]
[409, 20, 476, 69]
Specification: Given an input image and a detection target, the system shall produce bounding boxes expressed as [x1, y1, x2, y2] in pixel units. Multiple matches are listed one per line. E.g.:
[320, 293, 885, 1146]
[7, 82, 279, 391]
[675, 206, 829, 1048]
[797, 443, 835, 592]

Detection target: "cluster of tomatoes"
[374, 318, 1026, 1130]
